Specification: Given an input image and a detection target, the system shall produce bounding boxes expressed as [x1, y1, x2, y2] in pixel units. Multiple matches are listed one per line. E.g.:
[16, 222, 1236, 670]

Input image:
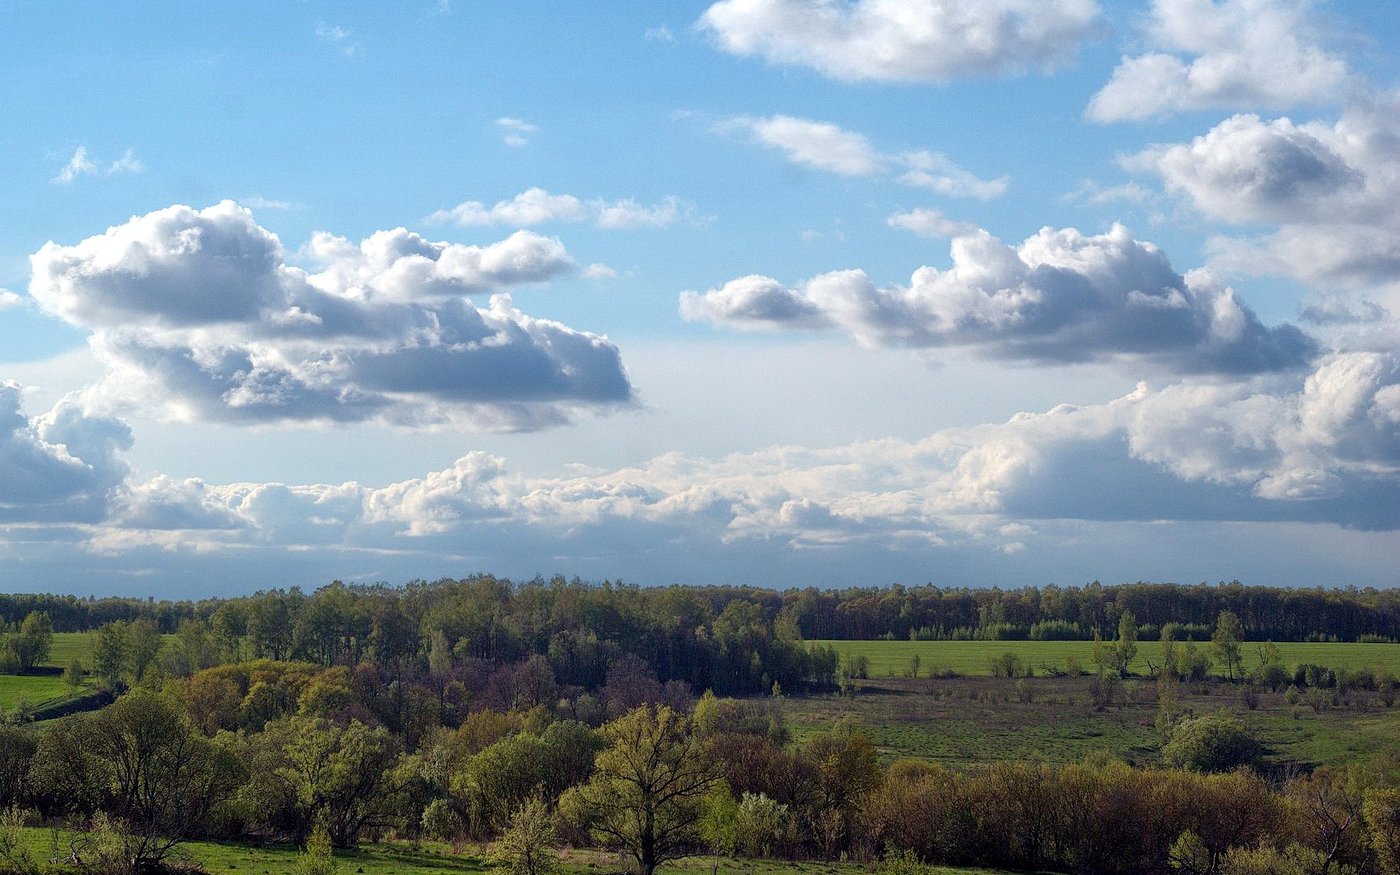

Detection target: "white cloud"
[1087, 0, 1351, 122]
[0, 289, 22, 310]
[583, 263, 619, 280]
[1132, 96, 1400, 287]
[734, 115, 883, 176]
[315, 20, 361, 55]
[428, 188, 693, 230]
[495, 117, 538, 147]
[698, 0, 1099, 83]
[244, 196, 300, 211]
[645, 25, 676, 43]
[28, 201, 633, 430]
[50, 146, 143, 184]
[722, 114, 1006, 197]
[682, 223, 1315, 374]
[897, 151, 1010, 200]
[886, 208, 979, 239]
[0, 384, 131, 523]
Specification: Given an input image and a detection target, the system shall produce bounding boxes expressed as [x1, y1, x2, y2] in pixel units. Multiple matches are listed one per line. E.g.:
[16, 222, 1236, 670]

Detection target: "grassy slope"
[813, 639, 1400, 679]
[0, 674, 71, 711]
[10, 830, 1014, 875]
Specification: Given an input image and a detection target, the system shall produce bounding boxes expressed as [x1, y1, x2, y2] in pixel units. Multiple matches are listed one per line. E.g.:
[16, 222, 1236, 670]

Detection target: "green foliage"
[0, 805, 38, 875]
[1365, 788, 1400, 875]
[564, 704, 718, 875]
[490, 798, 559, 875]
[294, 821, 340, 875]
[1161, 713, 1262, 773]
[734, 792, 792, 858]
[1213, 611, 1245, 682]
[8, 613, 53, 674]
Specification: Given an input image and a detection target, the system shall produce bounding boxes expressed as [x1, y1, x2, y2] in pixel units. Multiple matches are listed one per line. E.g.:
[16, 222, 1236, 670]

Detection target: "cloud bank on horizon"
[1, 0, 1398, 594]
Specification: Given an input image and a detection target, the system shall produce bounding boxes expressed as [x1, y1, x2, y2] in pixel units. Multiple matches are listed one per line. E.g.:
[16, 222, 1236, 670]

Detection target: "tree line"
[4, 577, 1397, 647]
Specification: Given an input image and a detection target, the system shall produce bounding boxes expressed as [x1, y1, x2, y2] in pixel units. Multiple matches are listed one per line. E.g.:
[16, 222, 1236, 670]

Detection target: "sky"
[2, 0, 1400, 597]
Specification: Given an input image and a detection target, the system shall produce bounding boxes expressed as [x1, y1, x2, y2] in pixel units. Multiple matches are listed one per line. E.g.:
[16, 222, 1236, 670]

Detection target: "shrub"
[1379, 671, 1397, 707]
[1161, 713, 1262, 773]
[735, 792, 792, 858]
[1240, 685, 1261, 710]
[988, 652, 1024, 679]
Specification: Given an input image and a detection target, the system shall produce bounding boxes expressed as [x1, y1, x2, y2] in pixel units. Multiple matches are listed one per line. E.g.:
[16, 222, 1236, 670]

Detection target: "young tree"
[1114, 610, 1138, 678]
[491, 798, 560, 875]
[10, 612, 53, 673]
[1212, 611, 1245, 682]
[93, 621, 129, 690]
[563, 704, 718, 875]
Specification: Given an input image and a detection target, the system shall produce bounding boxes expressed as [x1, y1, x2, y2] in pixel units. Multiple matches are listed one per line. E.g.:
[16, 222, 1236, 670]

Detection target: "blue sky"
[2, 0, 1399, 596]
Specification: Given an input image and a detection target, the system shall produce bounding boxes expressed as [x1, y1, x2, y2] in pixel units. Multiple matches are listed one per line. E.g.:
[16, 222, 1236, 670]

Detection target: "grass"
[0, 674, 73, 712]
[5, 829, 1016, 875]
[44, 632, 98, 670]
[779, 672, 1400, 770]
[812, 639, 1400, 679]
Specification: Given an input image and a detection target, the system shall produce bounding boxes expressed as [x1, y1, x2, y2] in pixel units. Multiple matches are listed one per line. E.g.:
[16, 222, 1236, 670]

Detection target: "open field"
[6, 829, 1014, 875]
[44, 631, 97, 669]
[813, 639, 1400, 679]
[0, 674, 70, 711]
[780, 674, 1400, 770]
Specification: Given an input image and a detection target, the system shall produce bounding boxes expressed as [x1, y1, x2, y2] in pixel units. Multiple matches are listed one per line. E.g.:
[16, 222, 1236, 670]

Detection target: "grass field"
[780, 673, 1400, 770]
[0, 674, 71, 712]
[41, 631, 98, 669]
[813, 639, 1400, 679]
[6, 829, 1014, 875]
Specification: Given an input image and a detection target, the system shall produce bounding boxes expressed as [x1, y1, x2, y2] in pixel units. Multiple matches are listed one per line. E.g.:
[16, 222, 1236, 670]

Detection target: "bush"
[1240, 685, 1260, 710]
[1161, 713, 1262, 773]
[989, 652, 1024, 679]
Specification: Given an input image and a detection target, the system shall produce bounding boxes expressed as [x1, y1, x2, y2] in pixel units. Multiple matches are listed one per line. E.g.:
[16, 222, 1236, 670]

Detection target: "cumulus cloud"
[722, 115, 1007, 197]
[682, 224, 1315, 373]
[1088, 0, 1351, 122]
[427, 188, 692, 230]
[128, 351, 1400, 561]
[698, 0, 1099, 83]
[1132, 96, 1400, 287]
[0, 289, 22, 310]
[28, 201, 633, 430]
[0, 384, 131, 523]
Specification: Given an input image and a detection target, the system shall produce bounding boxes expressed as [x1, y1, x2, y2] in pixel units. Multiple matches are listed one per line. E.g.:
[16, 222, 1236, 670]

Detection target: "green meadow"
[812, 638, 1400, 678]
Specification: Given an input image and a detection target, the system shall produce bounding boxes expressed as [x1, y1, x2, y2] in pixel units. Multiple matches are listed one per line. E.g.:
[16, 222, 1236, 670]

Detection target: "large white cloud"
[681, 224, 1315, 373]
[29, 202, 633, 430]
[1087, 0, 1351, 122]
[698, 0, 1099, 83]
[1132, 97, 1400, 293]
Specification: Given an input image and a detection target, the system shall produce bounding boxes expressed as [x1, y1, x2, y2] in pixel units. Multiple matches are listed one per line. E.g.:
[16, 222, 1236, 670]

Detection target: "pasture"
[0, 674, 70, 712]
[812, 638, 1400, 679]
[781, 672, 1400, 770]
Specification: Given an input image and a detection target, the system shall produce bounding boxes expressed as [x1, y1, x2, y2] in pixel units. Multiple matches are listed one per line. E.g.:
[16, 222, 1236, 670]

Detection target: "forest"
[0, 576, 1398, 875]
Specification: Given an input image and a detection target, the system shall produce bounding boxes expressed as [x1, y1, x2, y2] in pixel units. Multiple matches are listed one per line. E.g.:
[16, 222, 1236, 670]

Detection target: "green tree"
[63, 657, 85, 691]
[30, 689, 242, 871]
[491, 798, 560, 875]
[10, 612, 53, 673]
[126, 618, 163, 685]
[563, 704, 718, 875]
[93, 621, 129, 689]
[1212, 611, 1245, 682]
[275, 716, 403, 847]
[1113, 610, 1138, 678]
